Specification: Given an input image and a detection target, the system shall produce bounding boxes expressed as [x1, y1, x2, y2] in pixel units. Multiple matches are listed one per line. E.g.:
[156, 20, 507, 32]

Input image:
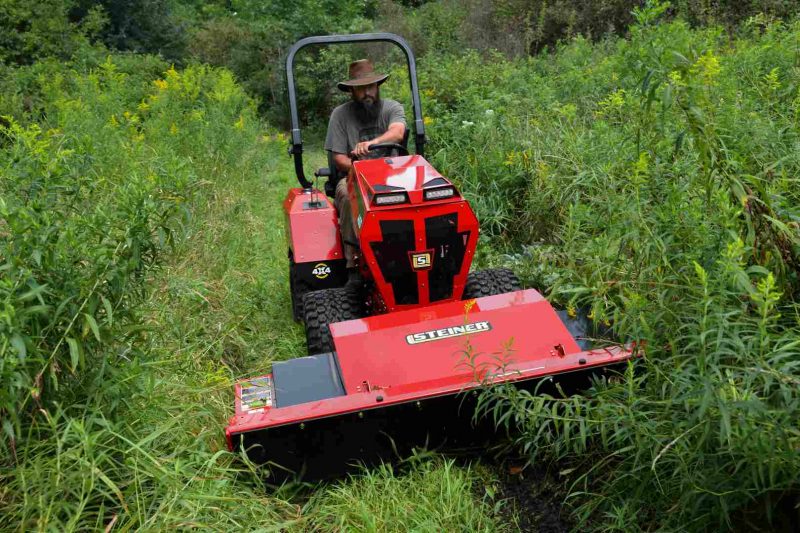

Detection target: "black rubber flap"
[272, 353, 346, 408]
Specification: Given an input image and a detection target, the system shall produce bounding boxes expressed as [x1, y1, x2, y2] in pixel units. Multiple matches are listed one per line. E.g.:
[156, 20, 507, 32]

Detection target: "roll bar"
[286, 32, 427, 189]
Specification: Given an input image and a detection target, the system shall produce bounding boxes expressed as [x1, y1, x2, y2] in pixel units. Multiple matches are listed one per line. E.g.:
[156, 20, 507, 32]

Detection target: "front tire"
[302, 286, 364, 354]
[463, 268, 522, 299]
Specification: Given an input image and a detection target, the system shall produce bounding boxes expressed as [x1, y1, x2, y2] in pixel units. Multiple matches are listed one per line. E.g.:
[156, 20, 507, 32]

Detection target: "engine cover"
[349, 156, 479, 312]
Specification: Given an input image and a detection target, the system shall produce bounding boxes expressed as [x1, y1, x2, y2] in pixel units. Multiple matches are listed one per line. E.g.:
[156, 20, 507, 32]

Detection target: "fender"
[283, 188, 344, 263]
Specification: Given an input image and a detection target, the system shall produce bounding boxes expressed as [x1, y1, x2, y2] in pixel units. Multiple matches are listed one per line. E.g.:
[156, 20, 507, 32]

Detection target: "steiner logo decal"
[312, 262, 331, 279]
[406, 321, 492, 345]
[410, 250, 433, 271]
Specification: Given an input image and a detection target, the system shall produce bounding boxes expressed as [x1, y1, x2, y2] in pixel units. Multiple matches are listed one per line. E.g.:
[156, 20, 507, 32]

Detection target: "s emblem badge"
[410, 251, 433, 271]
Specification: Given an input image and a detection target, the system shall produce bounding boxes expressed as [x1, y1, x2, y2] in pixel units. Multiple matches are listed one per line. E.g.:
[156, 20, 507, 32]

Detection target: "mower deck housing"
[226, 289, 634, 477]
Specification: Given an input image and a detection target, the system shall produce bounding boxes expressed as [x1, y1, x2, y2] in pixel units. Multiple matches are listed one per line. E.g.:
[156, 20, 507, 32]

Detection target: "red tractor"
[226, 33, 635, 480]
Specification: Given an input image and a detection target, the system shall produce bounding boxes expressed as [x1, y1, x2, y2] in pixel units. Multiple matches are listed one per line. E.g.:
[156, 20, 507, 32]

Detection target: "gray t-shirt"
[324, 99, 406, 155]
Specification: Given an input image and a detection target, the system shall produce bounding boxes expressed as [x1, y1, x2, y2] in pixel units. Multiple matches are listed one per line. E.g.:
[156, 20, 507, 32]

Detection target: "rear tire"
[302, 286, 364, 354]
[463, 268, 522, 299]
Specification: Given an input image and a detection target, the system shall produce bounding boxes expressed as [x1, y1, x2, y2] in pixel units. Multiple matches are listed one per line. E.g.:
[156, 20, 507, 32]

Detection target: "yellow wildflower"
[137, 101, 150, 112]
[153, 79, 168, 90]
[423, 116, 433, 126]
[464, 299, 476, 314]
[668, 70, 686, 87]
[166, 65, 180, 80]
[504, 151, 516, 166]
[764, 67, 781, 92]
[108, 115, 118, 127]
[596, 89, 626, 118]
[170, 123, 179, 135]
[567, 305, 577, 319]
[536, 160, 550, 179]
[123, 111, 139, 124]
[692, 50, 721, 86]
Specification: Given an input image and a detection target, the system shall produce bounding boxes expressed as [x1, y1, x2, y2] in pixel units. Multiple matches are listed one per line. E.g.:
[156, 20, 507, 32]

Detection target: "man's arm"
[351, 122, 406, 158]
[332, 152, 352, 173]
[325, 106, 353, 172]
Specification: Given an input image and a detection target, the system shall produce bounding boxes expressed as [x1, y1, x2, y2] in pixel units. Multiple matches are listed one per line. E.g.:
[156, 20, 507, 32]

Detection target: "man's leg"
[335, 178, 357, 269]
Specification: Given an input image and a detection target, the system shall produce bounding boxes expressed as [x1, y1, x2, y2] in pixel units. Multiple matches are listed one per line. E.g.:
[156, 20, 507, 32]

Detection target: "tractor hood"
[354, 155, 458, 206]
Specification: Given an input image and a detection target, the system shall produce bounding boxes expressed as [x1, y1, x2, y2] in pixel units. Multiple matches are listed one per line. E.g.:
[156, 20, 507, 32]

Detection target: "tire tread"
[463, 268, 522, 299]
[302, 287, 364, 354]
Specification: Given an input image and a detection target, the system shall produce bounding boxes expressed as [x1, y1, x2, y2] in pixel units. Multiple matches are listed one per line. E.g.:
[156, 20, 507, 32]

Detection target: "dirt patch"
[493, 459, 572, 533]
[464, 451, 572, 532]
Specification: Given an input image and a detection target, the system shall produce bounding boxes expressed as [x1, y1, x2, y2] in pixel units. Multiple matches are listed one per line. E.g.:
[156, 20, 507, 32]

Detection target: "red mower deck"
[226, 290, 635, 478]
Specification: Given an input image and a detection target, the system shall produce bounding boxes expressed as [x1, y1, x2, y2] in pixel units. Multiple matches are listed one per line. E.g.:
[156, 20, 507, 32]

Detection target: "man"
[324, 59, 407, 282]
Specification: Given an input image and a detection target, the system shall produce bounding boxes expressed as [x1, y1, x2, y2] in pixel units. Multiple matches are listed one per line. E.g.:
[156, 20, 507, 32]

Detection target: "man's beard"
[354, 96, 381, 123]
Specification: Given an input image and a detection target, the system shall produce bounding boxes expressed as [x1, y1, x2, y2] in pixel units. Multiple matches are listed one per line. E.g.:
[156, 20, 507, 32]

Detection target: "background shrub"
[0, 55, 258, 449]
[418, 11, 800, 530]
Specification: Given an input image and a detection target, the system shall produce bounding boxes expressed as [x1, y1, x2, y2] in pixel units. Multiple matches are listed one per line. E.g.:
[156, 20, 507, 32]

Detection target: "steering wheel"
[367, 143, 409, 156]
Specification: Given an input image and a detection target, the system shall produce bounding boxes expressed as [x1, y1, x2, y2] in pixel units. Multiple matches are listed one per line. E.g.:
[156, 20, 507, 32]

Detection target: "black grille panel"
[370, 220, 418, 305]
[426, 213, 469, 302]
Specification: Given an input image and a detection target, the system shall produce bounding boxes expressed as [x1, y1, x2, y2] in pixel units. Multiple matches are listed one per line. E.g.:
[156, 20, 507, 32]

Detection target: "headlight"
[423, 186, 456, 201]
[373, 192, 409, 206]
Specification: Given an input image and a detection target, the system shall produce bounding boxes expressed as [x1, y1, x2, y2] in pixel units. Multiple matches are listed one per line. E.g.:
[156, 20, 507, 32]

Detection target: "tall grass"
[416, 8, 800, 530]
[0, 53, 256, 446]
[0, 54, 309, 530]
[5, 3, 800, 530]
[306, 459, 503, 532]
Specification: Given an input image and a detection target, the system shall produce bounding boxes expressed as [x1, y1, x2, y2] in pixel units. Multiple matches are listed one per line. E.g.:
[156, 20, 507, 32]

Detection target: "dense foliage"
[415, 8, 800, 530]
[381, 0, 799, 56]
[3, 0, 800, 530]
[0, 53, 300, 530]
[0, 52, 256, 441]
[0, 0, 106, 65]
[5, 0, 795, 124]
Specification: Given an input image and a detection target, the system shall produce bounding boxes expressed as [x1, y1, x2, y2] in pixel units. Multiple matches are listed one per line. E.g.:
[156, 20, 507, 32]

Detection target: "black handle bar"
[286, 32, 427, 189]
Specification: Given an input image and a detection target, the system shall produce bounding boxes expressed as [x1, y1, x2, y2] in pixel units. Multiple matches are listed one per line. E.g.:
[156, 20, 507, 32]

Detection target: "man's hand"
[351, 140, 374, 158]
[349, 123, 405, 160]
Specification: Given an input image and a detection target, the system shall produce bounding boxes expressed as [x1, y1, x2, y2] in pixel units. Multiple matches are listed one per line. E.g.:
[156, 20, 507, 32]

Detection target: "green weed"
[420, 15, 800, 531]
[305, 459, 503, 532]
